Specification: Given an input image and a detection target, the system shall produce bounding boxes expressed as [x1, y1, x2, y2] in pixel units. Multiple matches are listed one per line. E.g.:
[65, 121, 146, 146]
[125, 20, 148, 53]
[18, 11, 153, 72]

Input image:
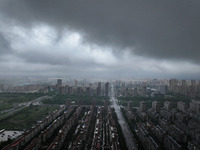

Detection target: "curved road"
[110, 84, 138, 150]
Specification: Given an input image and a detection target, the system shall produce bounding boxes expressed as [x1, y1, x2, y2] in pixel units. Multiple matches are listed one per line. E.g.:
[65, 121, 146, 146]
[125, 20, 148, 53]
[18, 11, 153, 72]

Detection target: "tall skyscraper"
[164, 101, 172, 111]
[180, 80, 187, 95]
[169, 79, 178, 93]
[190, 100, 200, 115]
[97, 82, 101, 96]
[140, 101, 146, 112]
[57, 79, 62, 88]
[177, 101, 187, 113]
[152, 101, 160, 112]
[105, 82, 110, 96]
[158, 85, 168, 95]
[141, 86, 146, 97]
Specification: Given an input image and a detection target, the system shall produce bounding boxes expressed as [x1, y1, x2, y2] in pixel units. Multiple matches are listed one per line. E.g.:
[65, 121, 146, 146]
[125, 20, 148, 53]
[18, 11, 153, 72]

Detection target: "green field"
[0, 92, 44, 112]
[42, 94, 109, 106]
[0, 105, 59, 130]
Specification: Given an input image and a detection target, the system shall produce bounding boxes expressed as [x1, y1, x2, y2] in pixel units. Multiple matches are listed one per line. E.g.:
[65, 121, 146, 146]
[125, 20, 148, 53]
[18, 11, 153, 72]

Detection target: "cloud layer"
[0, 0, 200, 79]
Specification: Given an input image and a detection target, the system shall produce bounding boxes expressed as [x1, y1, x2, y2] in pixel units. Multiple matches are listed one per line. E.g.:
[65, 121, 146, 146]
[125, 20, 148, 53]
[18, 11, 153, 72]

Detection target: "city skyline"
[0, 1, 200, 79]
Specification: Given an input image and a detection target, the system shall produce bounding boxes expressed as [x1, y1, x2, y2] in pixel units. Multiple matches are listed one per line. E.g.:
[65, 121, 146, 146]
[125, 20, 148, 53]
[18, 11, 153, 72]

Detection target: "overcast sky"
[0, 0, 200, 79]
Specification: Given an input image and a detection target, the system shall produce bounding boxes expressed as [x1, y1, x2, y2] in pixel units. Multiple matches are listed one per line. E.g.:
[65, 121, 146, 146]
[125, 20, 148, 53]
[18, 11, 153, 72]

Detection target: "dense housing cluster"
[124, 100, 200, 150]
[2, 100, 122, 150]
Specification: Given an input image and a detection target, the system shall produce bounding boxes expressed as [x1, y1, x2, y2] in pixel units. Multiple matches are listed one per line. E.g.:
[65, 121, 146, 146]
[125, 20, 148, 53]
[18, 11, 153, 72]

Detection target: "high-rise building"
[64, 85, 69, 94]
[140, 101, 146, 112]
[68, 86, 73, 95]
[152, 101, 160, 112]
[105, 82, 110, 96]
[177, 102, 187, 113]
[181, 80, 186, 86]
[190, 100, 200, 115]
[190, 80, 196, 95]
[97, 82, 101, 96]
[169, 79, 178, 93]
[86, 87, 91, 96]
[164, 101, 172, 111]
[77, 87, 83, 95]
[141, 86, 146, 97]
[180, 80, 187, 95]
[57, 79, 62, 88]
[158, 85, 168, 95]
[59, 86, 65, 94]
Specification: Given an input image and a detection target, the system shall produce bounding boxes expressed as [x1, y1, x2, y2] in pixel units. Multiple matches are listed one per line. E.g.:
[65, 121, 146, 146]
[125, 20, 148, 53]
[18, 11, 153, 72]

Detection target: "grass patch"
[0, 92, 45, 112]
[42, 94, 109, 106]
[0, 105, 59, 130]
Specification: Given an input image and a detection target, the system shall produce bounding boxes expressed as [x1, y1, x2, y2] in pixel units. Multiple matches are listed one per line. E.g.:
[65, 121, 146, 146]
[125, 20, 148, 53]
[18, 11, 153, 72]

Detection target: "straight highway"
[110, 84, 138, 150]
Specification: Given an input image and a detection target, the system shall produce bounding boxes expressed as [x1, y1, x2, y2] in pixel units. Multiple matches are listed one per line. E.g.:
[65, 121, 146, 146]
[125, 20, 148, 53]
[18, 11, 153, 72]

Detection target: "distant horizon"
[0, 74, 200, 84]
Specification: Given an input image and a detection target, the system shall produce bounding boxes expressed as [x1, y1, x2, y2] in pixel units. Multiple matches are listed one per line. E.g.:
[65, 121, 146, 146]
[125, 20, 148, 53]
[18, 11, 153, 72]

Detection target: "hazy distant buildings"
[86, 87, 92, 96]
[77, 87, 83, 95]
[75, 80, 78, 87]
[97, 82, 101, 96]
[180, 80, 186, 94]
[140, 101, 146, 112]
[105, 82, 110, 96]
[141, 86, 146, 97]
[169, 79, 200, 97]
[158, 85, 168, 95]
[59, 86, 65, 94]
[0, 84, 4, 91]
[57, 79, 62, 88]
[169, 79, 179, 93]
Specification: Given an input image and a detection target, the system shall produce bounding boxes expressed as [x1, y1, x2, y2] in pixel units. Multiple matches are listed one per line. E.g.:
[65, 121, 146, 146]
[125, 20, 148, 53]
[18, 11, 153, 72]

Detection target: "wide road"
[110, 84, 138, 150]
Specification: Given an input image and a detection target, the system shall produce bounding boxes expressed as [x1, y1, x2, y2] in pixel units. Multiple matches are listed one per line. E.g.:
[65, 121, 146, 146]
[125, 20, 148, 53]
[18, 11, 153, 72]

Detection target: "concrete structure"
[141, 86, 146, 97]
[57, 79, 62, 88]
[105, 82, 110, 96]
[177, 102, 187, 114]
[97, 82, 101, 96]
[164, 101, 172, 111]
[152, 101, 160, 112]
[140, 101, 146, 112]
[190, 100, 200, 115]
[169, 79, 179, 93]
[158, 85, 168, 95]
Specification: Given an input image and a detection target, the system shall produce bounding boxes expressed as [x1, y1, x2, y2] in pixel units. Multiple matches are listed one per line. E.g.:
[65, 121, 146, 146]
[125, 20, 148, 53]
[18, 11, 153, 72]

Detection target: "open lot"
[0, 105, 59, 130]
[0, 92, 44, 112]
[42, 94, 109, 106]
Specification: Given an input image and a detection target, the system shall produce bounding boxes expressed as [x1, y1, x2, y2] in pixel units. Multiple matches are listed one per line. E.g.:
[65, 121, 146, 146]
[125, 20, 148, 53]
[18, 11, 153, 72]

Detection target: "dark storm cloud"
[0, 31, 11, 54]
[0, 0, 200, 63]
[16, 49, 98, 67]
